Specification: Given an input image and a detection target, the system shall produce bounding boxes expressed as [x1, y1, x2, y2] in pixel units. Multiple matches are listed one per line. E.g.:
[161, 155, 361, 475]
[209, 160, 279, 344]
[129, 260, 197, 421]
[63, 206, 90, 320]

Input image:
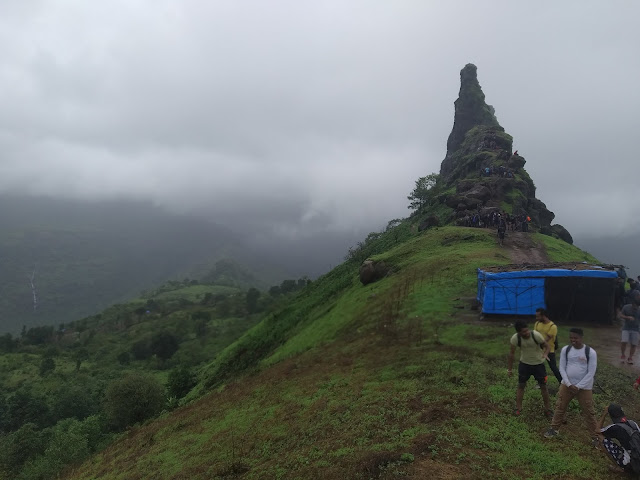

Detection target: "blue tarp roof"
[478, 268, 617, 280]
[476, 267, 617, 315]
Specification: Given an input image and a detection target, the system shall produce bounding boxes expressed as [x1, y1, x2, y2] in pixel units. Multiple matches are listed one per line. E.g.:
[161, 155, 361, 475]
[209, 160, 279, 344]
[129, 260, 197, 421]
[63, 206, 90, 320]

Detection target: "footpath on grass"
[504, 231, 550, 264]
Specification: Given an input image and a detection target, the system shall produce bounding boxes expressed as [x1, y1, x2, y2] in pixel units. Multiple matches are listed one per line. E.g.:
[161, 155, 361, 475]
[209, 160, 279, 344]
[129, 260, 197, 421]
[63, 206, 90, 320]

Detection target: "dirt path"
[587, 324, 640, 377]
[504, 231, 549, 264]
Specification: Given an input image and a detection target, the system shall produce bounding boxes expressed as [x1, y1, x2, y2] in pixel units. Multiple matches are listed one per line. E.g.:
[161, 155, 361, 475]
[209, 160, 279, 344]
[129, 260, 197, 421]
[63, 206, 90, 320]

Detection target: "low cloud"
[0, 1, 638, 256]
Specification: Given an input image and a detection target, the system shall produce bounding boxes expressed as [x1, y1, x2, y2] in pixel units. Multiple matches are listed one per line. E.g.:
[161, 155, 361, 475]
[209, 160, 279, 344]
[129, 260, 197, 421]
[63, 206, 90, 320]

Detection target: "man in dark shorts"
[507, 319, 552, 417]
[598, 403, 640, 474]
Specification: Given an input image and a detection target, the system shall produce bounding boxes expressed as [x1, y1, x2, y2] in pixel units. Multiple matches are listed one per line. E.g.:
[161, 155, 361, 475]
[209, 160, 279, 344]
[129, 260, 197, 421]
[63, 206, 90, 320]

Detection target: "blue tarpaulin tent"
[477, 267, 618, 316]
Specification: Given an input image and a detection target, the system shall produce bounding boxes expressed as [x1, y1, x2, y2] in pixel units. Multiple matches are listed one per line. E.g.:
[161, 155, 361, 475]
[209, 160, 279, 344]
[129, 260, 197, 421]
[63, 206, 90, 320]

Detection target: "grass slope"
[67, 227, 635, 480]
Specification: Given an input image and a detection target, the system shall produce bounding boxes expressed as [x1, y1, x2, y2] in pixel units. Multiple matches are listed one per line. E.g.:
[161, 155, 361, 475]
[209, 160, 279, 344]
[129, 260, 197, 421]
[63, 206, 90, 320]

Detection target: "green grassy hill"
[61, 226, 632, 480]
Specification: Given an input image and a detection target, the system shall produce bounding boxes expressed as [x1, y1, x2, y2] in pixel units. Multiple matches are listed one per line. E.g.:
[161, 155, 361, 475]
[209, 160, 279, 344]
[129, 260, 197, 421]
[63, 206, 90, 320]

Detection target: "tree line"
[0, 277, 313, 480]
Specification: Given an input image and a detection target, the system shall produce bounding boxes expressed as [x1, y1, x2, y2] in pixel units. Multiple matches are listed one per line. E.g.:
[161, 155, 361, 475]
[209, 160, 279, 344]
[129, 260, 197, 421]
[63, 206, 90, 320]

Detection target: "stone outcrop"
[440, 64, 503, 178]
[418, 63, 572, 243]
[551, 224, 573, 245]
[359, 260, 390, 285]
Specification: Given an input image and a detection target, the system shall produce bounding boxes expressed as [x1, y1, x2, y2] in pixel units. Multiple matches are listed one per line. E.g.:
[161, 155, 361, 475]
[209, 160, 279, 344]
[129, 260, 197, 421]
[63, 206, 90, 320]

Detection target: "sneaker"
[534, 384, 541, 389]
[544, 428, 559, 438]
[628, 357, 634, 365]
[622, 354, 627, 363]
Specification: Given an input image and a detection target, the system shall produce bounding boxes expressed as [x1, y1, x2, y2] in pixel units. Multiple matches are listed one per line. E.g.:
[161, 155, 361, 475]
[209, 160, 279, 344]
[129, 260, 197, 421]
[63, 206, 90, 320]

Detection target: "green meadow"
[59, 227, 636, 480]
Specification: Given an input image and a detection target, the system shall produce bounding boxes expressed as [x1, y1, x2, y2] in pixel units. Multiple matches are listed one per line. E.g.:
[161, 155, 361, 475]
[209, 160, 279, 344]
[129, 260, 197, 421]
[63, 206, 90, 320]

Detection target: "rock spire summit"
[422, 64, 573, 244]
[440, 64, 503, 176]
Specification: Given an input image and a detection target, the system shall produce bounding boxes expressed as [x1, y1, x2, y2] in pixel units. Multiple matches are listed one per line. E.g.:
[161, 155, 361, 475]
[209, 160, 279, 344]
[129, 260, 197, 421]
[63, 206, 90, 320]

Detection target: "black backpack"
[564, 344, 592, 363]
[535, 320, 559, 351]
[614, 420, 640, 474]
[517, 330, 544, 349]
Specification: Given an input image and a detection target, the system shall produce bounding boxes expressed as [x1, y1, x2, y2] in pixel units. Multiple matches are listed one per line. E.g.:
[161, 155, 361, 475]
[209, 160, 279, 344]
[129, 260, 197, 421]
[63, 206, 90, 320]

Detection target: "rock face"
[441, 64, 503, 178]
[421, 63, 571, 243]
[551, 224, 573, 245]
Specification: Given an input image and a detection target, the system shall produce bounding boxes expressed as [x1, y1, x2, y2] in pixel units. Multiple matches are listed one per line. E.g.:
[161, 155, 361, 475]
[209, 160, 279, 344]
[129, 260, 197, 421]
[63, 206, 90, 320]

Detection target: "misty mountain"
[0, 195, 298, 334]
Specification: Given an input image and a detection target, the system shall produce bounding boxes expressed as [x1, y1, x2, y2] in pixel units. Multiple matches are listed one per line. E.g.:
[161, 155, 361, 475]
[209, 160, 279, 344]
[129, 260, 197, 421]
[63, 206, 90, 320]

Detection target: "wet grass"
[66, 228, 634, 480]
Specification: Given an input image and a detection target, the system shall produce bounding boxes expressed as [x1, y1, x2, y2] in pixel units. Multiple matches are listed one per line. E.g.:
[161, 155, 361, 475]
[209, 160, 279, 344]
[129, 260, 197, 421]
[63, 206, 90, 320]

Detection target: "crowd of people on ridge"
[509, 300, 640, 475]
[462, 210, 531, 233]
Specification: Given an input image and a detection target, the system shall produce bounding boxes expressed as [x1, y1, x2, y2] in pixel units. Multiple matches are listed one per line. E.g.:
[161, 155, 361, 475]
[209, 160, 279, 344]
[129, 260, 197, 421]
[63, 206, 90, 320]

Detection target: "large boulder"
[551, 224, 573, 245]
[359, 260, 390, 285]
[464, 184, 491, 203]
[528, 198, 555, 227]
[446, 194, 481, 210]
[510, 154, 526, 170]
[445, 195, 459, 208]
[456, 180, 476, 194]
[539, 225, 553, 236]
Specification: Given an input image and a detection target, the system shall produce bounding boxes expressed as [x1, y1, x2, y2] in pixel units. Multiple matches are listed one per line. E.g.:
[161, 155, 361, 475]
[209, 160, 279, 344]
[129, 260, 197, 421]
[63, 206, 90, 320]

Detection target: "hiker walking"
[534, 308, 562, 383]
[508, 320, 552, 417]
[598, 403, 640, 475]
[497, 217, 506, 246]
[544, 328, 598, 445]
[619, 291, 640, 364]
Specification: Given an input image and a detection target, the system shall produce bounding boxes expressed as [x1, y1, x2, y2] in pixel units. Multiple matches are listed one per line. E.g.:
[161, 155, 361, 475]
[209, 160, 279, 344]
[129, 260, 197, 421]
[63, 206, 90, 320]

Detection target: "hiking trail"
[504, 231, 549, 264]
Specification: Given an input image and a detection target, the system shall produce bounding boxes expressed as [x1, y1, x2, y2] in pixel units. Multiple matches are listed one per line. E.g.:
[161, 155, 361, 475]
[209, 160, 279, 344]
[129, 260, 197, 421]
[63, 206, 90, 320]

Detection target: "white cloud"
[0, 0, 638, 250]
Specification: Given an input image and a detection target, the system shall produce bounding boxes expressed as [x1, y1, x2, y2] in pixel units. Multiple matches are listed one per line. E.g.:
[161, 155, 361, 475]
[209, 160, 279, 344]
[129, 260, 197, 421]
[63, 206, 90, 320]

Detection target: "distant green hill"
[0, 195, 288, 334]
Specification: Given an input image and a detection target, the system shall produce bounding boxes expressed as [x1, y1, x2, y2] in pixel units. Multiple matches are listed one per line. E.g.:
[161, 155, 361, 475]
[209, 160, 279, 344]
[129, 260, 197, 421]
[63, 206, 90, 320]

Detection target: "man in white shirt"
[544, 328, 598, 444]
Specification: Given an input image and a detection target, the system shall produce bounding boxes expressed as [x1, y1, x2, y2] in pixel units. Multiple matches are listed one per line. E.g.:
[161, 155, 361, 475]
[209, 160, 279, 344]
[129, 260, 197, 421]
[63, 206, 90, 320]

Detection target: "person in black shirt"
[598, 403, 640, 473]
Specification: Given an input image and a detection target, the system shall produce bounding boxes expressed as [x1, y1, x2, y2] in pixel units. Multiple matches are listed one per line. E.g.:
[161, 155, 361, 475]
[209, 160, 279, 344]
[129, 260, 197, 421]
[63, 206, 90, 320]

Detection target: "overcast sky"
[1, 1, 638, 252]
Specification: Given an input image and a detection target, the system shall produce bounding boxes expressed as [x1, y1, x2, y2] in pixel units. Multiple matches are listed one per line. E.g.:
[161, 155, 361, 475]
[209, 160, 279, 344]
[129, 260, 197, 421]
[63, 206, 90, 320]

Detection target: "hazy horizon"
[0, 2, 638, 255]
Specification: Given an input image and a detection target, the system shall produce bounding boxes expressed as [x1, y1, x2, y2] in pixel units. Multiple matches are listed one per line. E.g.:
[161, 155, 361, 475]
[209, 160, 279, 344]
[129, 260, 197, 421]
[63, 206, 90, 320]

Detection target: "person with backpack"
[544, 328, 598, 444]
[598, 403, 640, 474]
[507, 320, 552, 417]
[534, 308, 562, 383]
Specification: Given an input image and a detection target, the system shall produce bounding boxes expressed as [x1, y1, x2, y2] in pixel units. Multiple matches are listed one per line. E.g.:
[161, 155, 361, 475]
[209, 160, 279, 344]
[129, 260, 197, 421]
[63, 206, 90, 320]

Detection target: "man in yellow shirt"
[508, 319, 552, 417]
[534, 308, 562, 383]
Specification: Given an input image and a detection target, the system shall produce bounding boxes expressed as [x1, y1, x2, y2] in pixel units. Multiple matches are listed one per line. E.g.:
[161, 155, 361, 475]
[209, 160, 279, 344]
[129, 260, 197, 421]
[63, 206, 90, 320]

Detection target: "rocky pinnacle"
[440, 64, 503, 177]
